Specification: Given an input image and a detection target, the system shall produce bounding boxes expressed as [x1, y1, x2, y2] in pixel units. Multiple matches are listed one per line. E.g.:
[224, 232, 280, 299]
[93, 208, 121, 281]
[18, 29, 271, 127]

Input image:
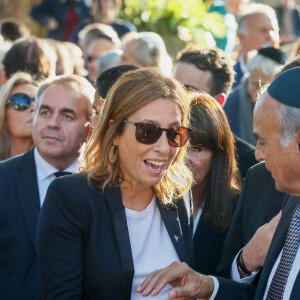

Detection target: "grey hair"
[278, 103, 300, 147]
[238, 3, 278, 34]
[134, 36, 172, 76]
[96, 49, 122, 76]
[248, 53, 282, 77]
[35, 75, 95, 120]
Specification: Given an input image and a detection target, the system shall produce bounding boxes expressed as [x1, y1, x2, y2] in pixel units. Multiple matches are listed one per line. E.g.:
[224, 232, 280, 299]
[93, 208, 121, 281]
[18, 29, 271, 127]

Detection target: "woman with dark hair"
[37, 67, 194, 299]
[189, 92, 241, 275]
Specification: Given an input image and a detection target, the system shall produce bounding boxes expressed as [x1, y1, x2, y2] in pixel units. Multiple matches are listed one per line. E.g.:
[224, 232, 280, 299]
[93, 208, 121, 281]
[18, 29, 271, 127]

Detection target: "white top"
[125, 198, 180, 300]
[34, 148, 78, 206]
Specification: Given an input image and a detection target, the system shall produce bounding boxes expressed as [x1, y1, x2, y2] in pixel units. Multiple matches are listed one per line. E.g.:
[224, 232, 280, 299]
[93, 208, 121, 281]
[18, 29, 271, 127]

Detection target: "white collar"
[34, 147, 79, 181]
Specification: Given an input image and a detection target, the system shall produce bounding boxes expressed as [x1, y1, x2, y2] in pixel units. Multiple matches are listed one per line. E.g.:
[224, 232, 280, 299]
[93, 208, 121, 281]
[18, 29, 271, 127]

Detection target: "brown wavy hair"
[81, 67, 193, 204]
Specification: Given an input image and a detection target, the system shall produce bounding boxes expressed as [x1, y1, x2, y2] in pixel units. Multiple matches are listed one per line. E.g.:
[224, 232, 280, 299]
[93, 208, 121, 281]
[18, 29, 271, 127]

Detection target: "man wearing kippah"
[137, 67, 300, 300]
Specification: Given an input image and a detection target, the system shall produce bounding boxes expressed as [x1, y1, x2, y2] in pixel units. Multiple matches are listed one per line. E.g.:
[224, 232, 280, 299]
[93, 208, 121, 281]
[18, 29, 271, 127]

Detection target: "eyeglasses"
[7, 93, 35, 111]
[124, 120, 191, 147]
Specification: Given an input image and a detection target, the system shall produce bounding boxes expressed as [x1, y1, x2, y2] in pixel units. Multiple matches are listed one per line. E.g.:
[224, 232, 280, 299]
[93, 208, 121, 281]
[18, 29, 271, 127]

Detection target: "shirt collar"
[34, 147, 79, 181]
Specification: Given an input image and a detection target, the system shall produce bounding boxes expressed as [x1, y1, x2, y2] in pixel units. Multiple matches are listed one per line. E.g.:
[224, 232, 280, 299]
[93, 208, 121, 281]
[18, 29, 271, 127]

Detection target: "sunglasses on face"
[124, 120, 191, 147]
[7, 93, 35, 111]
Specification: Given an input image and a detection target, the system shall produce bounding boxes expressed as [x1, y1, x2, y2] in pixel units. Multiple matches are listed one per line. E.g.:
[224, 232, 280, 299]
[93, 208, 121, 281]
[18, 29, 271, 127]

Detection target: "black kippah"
[268, 67, 300, 108]
[95, 65, 139, 99]
[258, 47, 286, 65]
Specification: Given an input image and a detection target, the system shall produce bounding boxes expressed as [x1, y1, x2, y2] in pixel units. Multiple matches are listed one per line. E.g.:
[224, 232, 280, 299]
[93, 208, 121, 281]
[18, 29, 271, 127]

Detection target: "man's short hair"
[78, 23, 121, 47]
[122, 32, 172, 75]
[237, 3, 278, 35]
[0, 18, 30, 41]
[36, 75, 95, 120]
[176, 46, 235, 96]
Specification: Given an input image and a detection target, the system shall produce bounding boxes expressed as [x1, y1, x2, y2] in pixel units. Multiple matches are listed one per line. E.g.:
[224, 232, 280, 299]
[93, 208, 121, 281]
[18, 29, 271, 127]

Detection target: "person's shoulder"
[49, 172, 95, 190]
[0, 149, 34, 172]
[247, 161, 268, 176]
[234, 135, 255, 153]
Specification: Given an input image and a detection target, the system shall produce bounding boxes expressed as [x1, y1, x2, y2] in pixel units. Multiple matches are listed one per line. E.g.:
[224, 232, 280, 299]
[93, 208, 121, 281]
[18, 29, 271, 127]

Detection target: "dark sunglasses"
[124, 120, 191, 147]
[7, 93, 35, 111]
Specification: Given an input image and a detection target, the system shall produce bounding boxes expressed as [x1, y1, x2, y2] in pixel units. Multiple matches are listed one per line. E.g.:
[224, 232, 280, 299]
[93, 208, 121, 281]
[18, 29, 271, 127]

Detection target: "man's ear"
[214, 93, 226, 107]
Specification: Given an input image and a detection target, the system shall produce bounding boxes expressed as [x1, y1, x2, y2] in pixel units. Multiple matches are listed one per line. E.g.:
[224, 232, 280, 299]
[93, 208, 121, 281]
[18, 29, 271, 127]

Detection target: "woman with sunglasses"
[37, 68, 193, 299]
[188, 93, 241, 276]
[0, 72, 39, 161]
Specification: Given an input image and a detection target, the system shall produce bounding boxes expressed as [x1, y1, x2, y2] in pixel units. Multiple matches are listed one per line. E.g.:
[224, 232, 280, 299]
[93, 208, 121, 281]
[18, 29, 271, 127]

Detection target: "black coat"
[37, 173, 194, 300]
[0, 149, 41, 300]
[217, 162, 285, 279]
[215, 196, 300, 300]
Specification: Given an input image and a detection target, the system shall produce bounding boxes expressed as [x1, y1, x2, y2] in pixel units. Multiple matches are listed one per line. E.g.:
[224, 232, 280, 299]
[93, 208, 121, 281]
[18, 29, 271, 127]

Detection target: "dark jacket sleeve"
[30, 0, 54, 25]
[37, 177, 84, 300]
[215, 277, 256, 300]
[216, 171, 249, 277]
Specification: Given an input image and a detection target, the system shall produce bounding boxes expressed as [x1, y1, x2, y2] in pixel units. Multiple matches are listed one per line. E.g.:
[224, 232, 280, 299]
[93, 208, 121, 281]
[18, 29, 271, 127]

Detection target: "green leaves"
[120, 0, 226, 48]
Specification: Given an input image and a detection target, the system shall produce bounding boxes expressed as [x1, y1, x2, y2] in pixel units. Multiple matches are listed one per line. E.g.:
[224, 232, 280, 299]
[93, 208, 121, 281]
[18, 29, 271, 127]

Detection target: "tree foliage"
[120, 0, 226, 48]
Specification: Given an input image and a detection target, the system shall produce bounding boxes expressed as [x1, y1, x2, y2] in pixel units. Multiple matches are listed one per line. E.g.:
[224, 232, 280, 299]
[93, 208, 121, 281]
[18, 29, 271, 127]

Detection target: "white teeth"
[147, 160, 165, 167]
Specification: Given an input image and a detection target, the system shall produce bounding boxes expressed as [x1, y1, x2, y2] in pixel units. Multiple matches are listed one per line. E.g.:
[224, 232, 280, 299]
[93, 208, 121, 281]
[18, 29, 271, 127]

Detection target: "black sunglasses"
[7, 93, 35, 111]
[124, 120, 191, 147]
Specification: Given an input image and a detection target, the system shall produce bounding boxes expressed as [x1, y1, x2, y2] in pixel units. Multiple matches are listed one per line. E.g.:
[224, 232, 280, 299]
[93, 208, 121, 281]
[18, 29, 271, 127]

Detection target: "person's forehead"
[174, 62, 212, 93]
[254, 92, 280, 125]
[123, 39, 138, 53]
[246, 13, 273, 29]
[39, 84, 87, 113]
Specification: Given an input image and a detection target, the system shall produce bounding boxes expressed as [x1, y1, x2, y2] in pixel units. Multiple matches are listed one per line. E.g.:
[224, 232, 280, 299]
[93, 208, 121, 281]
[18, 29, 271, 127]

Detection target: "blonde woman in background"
[0, 72, 40, 161]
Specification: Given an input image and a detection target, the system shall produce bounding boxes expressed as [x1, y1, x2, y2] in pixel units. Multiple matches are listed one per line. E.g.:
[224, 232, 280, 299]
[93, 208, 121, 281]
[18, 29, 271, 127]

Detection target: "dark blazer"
[0, 149, 40, 300]
[37, 173, 194, 300]
[30, 0, 90, 41]
[234, 135, 257, 178]
[217, 162, 285, 279]
[193, 194, 239, 276]
[233, 60, 244, 89]
[216, 195, 300, 300]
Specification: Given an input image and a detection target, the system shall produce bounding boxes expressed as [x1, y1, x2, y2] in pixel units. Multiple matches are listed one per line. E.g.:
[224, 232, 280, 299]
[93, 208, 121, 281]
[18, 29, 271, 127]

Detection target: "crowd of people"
[0, 0, 299, 299]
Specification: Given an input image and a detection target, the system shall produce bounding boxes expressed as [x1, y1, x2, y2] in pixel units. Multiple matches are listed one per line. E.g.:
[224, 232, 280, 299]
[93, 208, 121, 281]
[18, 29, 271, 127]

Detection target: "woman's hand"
[136, 261, 215, 299]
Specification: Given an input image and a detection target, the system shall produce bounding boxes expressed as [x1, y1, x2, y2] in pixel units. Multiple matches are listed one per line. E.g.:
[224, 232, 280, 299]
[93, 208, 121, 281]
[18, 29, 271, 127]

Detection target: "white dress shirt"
[34, 148, 78, 206]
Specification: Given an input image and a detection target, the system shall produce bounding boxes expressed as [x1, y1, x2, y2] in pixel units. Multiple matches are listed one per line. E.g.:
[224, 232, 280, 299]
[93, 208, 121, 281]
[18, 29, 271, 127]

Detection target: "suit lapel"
[15, 149, 40, 254]
[193, 210, 219, 267]
[255, 196, 300, 299]
[157, 200, 189, 263]
[104, 186, 134, 300]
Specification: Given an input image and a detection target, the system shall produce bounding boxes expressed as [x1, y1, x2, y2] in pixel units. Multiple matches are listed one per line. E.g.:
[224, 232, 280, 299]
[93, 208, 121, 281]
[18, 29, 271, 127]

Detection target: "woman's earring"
[109, 145, 118, 164]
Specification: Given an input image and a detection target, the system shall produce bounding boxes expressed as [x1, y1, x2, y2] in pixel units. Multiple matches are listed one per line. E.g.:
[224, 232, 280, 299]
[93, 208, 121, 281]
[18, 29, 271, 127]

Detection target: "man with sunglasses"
[0, 75, 94, 300]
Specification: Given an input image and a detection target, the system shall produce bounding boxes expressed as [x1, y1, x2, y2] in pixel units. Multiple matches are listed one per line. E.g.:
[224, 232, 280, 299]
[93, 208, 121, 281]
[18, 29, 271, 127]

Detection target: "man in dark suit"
[217, 161, 285, 280]
[174, 45, 258, 178]
[0, 75, 94, 300]
[136, 68, 300, 299]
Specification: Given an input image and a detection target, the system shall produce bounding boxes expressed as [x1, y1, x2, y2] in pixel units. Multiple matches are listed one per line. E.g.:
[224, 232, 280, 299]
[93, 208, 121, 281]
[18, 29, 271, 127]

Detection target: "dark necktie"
[266, 203, 300, 300]
[53, 171, 72, 178]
